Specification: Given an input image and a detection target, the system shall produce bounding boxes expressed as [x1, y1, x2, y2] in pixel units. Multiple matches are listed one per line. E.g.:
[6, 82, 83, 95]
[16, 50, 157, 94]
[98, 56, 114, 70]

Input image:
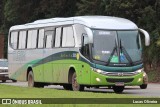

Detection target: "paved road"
[1, 80, 160, 97]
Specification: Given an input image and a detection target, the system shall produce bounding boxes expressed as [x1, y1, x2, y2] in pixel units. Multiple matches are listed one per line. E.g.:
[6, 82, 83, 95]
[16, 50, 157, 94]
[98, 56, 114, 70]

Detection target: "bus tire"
[28, 71, 44, 88]
[28, 71, 35, 87]
[63, 84, 72, 90]
[113, 86, 124, 93]
[140, 84, 147, 89]
[71, 72, 84, 91]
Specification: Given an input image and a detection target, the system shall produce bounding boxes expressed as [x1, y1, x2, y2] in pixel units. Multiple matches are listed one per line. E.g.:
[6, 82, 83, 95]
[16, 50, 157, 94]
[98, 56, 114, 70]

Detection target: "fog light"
[96, 78, 101, 82]
[138, 78, 142, 82]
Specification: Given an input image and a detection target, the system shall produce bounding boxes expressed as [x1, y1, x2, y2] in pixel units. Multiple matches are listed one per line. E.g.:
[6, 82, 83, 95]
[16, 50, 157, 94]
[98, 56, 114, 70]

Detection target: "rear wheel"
[28, 71, 44, 88]
[72, 72, 84, 91]
[63, 84, 72, 90]
[140, 84, 147, 89]
[28, 71, 34, 87]
[113, 86, 124, 93]
[2, 80, 6, 83]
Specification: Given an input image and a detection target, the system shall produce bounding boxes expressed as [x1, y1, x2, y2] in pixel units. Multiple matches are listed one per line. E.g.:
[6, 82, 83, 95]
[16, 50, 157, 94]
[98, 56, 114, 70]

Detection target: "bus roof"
[10, 16, 138, 31]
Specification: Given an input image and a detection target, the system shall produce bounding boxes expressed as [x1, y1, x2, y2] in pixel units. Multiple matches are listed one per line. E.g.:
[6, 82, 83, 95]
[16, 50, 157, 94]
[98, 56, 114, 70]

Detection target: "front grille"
[105, 72, 136, 76]
[106, 78, 134, 83]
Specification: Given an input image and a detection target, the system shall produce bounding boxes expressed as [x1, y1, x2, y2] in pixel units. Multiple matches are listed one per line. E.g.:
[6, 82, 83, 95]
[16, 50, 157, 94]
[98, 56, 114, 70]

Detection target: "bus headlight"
[91, 67, 106, 74]
[135, 68, 144, 74]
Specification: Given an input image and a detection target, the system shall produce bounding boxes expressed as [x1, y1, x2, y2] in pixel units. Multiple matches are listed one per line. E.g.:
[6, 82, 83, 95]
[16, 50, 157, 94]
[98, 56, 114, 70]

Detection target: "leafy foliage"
[0, 0, 159, 70]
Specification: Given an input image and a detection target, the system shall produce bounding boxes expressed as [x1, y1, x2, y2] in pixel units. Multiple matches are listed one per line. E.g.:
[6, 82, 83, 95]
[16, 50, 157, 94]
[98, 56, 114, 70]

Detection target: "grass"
[0, 84, 142, 98]
[0, 84, 159, 107]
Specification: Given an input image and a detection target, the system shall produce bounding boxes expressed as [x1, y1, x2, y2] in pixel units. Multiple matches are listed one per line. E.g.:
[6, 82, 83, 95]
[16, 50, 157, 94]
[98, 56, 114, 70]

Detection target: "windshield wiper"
[106, 39, 118, 65]
[119, 39, 133, 65]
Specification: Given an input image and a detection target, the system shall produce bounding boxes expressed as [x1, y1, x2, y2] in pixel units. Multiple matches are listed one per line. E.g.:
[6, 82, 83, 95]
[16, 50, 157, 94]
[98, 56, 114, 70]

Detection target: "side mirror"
[139, 28, 150, 46]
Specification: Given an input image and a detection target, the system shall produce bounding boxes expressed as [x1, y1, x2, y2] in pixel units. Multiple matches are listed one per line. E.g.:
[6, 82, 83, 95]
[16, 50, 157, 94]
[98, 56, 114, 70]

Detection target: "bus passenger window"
[27, 30, 37, 49]
[55, 27, 61, 47]
[38, 29, 45, 48]
[10, 32, 18, 49]
[18, 31, 26, 49]
[62, 26, 75, 47]
[45, 31, 54, 48]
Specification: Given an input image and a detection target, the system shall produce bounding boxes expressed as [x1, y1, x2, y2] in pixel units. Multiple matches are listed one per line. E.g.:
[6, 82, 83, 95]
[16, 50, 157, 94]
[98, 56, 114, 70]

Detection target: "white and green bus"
[8, 16, 150, 93]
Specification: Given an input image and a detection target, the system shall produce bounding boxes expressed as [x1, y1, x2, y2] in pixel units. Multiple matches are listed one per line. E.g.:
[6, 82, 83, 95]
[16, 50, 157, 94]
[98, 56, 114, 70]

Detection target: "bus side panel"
[52, 63, 67, 83]
[77, 60, 91, 85]
[51, 59, 70, 83]
[43, 63, 53, 82]
[50, 59, 91, 85]
[33, 64, 44, 82]
[8, 49, 27, 81]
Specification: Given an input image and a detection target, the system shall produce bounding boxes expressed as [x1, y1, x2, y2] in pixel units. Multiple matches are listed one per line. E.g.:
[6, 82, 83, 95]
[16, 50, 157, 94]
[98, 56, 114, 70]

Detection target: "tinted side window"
[55, 27, 61, 47]
[45, 31, 54, 48]
[18, 31, 26, 49]
[27, 30, 38, 49]
[38, 29, 44, 48]
[10, 32, 18, 49]
[62, 26, 75, 47]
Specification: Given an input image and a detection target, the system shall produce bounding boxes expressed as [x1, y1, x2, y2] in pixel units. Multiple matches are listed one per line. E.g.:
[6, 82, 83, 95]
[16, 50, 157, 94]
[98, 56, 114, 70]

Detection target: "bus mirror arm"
[139, 28, 150, 46]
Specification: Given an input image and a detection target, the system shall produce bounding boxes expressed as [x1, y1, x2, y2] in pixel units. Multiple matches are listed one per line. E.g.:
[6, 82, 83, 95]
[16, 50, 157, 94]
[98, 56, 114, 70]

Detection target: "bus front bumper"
[90, 71, 144, 86]
[0, 72, 9, 80]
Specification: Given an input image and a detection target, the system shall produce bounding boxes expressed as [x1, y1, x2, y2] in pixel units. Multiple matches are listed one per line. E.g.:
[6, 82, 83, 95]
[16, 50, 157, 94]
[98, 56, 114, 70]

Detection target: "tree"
[0, 0, 160, 69]
[0, 0, 5, 32]
[76, 0, 106, 15]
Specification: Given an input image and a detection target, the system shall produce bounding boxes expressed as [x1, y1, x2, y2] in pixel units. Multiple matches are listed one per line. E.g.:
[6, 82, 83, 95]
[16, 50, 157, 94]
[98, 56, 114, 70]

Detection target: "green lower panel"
[33, 59, 91, 84]
[34, 65, 44, 82]
[10, 58, 143, 87]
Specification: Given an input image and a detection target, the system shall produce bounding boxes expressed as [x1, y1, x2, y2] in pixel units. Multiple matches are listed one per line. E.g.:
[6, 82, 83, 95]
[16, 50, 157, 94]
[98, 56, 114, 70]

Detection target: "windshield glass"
[118, 31, 141, 63]
[92, 30, 142, 65]
[92, 30, 118, 62]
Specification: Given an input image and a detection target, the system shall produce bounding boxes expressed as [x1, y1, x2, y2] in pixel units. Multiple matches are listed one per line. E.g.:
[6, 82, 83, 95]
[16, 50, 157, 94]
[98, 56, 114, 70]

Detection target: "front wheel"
[72, 72, 84, 91]
[140, 84, 147, 89]
[113, 86, 124, 93]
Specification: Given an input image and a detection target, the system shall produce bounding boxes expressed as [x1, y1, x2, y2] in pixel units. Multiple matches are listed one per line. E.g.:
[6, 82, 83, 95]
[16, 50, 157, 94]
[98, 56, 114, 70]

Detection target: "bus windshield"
[92, 30, 142, 65]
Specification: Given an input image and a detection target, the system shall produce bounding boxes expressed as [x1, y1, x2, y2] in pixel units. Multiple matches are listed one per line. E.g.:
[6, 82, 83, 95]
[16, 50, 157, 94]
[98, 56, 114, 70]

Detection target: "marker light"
[138, 78, 142, 82]
[96, 78, 101, 82]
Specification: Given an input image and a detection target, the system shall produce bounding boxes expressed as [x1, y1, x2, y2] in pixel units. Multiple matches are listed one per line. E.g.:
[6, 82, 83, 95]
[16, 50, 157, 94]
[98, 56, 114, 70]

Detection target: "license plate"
[115, 82, 124, 86]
